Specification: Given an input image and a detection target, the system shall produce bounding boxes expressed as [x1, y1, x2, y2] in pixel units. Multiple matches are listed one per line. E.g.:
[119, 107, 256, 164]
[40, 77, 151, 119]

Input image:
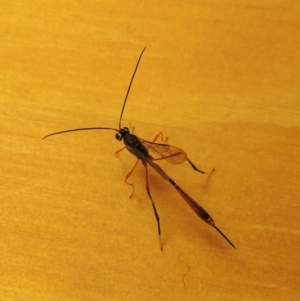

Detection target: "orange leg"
[120, 131, 168, 194]
[124, 159, 139, 198]
[151, 132, 168, 144]
[115, 146, 126, 157]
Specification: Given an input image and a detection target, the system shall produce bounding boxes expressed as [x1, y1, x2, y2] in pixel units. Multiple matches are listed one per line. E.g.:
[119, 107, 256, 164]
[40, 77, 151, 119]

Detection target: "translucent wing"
[138, 138, 187, 165]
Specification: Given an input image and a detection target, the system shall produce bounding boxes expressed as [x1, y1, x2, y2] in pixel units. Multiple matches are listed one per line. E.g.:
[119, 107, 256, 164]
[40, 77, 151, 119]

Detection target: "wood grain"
[1, 1, 299, 300]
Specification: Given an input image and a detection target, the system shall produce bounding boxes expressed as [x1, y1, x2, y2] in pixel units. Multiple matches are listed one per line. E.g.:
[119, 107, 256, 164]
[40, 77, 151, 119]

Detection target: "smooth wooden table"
[1, 1, 299, 300]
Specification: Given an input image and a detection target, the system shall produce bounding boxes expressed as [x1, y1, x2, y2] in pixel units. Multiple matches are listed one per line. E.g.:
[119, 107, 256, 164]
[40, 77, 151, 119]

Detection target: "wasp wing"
[138, 138, 187, 165]
[126, 144, 171, 180]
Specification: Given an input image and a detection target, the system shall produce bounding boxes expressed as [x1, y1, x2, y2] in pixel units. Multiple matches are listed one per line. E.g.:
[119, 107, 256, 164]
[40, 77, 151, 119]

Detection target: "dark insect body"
[43, 48, 235, 250]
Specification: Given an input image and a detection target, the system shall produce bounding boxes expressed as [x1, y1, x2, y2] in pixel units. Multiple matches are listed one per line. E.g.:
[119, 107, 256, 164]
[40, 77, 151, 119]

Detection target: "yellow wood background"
[1, 1, 299, 300]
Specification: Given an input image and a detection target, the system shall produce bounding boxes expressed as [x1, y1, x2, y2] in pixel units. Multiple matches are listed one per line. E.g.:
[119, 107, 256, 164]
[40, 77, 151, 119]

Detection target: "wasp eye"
[115, 133, 122, 141]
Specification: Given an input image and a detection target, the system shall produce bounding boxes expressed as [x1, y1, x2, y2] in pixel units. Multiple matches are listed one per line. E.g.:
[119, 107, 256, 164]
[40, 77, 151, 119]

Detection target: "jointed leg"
[124, 159, 139, 198]
[152, 132, 168, 144]
[186, 158, 206, 174]
[142, 160, 163, 251]
[115, 146, 126, 157]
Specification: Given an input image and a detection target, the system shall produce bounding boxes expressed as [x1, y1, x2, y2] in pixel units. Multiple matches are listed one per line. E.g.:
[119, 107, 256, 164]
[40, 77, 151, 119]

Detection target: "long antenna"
[118, 47, 147, 129]
[43, 48, 147, 140]
[42, 127, 118, 139]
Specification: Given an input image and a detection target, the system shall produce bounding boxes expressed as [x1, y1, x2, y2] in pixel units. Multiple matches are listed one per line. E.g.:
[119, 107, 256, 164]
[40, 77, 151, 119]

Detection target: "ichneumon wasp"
[43, 48, 235, 250]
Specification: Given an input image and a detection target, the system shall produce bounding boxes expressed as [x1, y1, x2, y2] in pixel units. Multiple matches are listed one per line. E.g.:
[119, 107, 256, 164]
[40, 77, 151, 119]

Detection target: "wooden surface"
[1, 1, 300, 300]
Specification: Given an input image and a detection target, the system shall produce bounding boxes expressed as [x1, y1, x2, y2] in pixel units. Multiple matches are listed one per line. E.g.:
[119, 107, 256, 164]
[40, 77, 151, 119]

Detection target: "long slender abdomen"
[168, 178, 215, 226]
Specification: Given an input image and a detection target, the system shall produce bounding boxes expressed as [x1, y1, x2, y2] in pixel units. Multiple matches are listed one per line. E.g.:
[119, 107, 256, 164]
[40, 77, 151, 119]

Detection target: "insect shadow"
[43, 48, 235, 250]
